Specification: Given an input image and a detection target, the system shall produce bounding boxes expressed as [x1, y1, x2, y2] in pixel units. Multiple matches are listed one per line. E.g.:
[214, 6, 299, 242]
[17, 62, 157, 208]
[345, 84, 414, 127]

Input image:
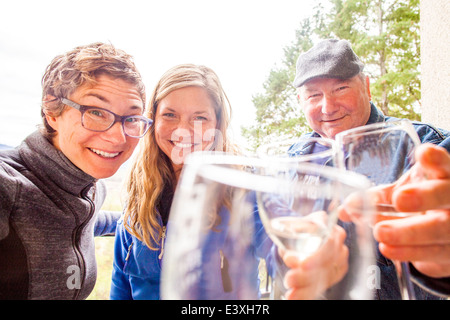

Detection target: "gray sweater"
[0, 131, 118, 299]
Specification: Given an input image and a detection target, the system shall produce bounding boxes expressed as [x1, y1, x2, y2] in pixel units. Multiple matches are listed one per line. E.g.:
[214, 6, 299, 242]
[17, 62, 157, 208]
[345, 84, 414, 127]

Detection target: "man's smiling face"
[298, 75, 372, 139]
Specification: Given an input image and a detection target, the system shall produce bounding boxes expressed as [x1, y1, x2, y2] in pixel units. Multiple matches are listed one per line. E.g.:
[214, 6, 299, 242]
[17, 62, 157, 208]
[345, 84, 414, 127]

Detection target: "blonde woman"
[109, 64, 257, 299]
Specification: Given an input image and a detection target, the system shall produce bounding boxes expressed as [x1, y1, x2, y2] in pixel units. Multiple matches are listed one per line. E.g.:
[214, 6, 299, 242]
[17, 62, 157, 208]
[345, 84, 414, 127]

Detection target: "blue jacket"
[293, 103, 450, 299]
[110, 202, 274, 300]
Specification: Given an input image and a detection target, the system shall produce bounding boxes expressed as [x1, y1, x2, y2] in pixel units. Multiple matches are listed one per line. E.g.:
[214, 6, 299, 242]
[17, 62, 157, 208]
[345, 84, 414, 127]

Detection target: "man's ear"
[365, 76, 372, 100]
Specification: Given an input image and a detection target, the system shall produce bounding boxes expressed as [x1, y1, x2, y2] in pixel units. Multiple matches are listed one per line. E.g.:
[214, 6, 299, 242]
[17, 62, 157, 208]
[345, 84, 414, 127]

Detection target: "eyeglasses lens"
[123, 118, 149, 138]
[82, 108, 149, 138]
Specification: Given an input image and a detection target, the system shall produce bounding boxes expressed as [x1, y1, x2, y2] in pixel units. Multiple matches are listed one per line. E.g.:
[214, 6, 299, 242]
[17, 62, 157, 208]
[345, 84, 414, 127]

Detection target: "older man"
[290, 39, 450, 299]
[0, 42, 152, 299]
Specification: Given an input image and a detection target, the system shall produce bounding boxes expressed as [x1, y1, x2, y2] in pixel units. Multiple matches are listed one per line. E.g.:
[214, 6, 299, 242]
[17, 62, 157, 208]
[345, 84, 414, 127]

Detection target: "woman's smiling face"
[46, 74, 144, 179]
[154, 86, 218, 173]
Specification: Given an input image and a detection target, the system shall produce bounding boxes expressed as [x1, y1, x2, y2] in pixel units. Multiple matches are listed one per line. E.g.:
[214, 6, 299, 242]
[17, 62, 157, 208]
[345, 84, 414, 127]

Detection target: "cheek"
[202, 121, 218, 138]
[154, 121, 170, 143]
[201, 123, 219, 150]
[301, 104, 318, 121]
[60, 128, 87, 152]
[125, 138, 140, 153]
[201, 128, 216, 145]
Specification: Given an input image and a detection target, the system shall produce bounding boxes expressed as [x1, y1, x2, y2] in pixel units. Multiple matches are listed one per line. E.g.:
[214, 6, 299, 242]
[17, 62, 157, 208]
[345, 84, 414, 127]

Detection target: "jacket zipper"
[125, 242, 133, 261]
[72, 182, 97, 300]
[158, 226, 166, 260]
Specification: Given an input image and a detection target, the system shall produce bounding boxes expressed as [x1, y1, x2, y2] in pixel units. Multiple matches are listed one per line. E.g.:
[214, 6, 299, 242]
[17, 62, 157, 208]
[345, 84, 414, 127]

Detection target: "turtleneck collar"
[19, 131, 96, 197]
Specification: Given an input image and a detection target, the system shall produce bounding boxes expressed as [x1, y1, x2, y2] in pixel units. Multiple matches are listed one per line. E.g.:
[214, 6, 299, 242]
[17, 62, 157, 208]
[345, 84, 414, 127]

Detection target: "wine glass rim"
[181, 151, 371, 193]
[256, 136, 337, 162]
[335, 119, 420, 145]
[256, 137, 336, 152]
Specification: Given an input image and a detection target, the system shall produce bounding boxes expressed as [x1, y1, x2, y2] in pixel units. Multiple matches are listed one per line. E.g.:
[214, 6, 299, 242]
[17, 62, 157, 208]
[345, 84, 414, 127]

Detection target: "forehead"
[301, 77, 351, 91]
[158, 86, 215, 111]
[73, 75, 144, 106]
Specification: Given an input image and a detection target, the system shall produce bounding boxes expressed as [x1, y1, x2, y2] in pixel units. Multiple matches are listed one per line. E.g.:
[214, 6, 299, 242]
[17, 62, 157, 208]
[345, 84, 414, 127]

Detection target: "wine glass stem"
[396, 261, 416, 300]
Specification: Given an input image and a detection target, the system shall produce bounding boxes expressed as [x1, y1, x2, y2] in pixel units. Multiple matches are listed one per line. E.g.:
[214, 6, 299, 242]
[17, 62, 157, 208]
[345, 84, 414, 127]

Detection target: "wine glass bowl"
[336, 120, 420, 186]
[335, 119, 422, 300]
[256, 162, 366, 260]
[256, 161, 374, 299]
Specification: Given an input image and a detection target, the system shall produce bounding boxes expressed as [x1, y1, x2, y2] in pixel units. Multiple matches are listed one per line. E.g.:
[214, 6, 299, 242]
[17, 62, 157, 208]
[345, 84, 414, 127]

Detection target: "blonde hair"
[124, 64, 238, 250]
[40, 42, 146, 139]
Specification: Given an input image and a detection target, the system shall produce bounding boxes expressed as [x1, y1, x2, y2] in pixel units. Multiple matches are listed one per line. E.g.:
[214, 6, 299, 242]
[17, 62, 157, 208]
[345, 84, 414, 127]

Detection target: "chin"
[85, 165, 121, 180]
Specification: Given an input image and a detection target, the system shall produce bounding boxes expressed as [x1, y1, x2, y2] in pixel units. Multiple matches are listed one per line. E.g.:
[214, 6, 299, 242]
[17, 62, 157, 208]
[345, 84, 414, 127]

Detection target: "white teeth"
[90, 148, 120, 158]
[173, 141, 194, 148]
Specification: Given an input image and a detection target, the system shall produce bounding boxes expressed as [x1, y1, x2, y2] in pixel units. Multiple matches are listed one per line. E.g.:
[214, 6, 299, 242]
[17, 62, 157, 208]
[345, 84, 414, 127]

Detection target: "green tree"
[317, 0, 421, 119]
[243, 0, 421, 150]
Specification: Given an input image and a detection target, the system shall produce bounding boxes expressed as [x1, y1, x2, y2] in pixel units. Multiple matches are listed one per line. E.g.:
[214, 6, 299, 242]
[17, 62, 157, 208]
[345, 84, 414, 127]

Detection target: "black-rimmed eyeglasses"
[60, 98, 152, 138]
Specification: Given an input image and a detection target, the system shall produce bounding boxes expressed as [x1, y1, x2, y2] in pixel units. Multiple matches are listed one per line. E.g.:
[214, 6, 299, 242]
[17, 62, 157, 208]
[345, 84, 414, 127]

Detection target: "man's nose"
[321, 95, 339, 114]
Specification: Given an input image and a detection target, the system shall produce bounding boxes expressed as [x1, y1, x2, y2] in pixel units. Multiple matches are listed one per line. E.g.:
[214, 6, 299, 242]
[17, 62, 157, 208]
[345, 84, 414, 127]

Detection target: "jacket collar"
[19, 131, 96, 196]
[366, 102, 386, 125]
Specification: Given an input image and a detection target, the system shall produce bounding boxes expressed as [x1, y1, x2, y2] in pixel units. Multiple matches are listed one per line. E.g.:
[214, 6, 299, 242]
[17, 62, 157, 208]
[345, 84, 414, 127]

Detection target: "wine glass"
[256, 136, 337, 166]
[160, 152, 373, 300]
[335, 119, 422, 300]
[255, 161, 373, 299]
[161, 152, 273, 299]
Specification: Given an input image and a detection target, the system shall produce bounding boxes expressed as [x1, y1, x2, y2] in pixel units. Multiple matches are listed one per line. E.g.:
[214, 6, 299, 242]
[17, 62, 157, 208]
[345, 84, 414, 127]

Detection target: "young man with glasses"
[0, 42, 151, 299]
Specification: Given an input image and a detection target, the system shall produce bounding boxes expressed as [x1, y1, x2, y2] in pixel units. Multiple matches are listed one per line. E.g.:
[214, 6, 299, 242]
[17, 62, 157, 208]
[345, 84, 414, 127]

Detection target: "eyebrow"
[160, 107, 212, 114]
[83, 93, 143, 111]
[303, 78, 350, 91]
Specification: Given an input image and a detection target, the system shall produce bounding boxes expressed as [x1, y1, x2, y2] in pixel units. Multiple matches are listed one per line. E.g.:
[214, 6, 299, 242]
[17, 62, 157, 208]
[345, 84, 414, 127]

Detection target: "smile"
[89, 148, 121, 158]
[322, 115, 346, 123]
[172, 141, 199, 148]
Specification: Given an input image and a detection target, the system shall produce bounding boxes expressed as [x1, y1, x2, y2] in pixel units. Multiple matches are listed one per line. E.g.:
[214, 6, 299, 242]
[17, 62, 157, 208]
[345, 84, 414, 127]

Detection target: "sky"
[0, 0, 317, 148]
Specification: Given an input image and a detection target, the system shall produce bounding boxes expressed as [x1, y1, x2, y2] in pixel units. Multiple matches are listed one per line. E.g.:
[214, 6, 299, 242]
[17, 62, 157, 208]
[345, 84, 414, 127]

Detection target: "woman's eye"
[87, 109, 106, 118]
[124, 117, 138, 123]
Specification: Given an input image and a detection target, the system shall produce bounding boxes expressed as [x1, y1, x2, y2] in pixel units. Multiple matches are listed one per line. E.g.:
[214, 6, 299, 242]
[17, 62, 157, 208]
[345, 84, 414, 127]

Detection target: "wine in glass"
[255, 161, 373, 299]
[335, 119, 422, 300]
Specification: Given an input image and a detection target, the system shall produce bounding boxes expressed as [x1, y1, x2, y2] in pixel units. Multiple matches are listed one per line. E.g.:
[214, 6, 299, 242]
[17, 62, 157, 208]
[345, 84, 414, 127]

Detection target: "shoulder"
[410, 121, 450, 151]
[384, 116, 450, 152]
[0, 150, 24, 195]
[0, 150, 23, 239]
[115, 217, 133, 244]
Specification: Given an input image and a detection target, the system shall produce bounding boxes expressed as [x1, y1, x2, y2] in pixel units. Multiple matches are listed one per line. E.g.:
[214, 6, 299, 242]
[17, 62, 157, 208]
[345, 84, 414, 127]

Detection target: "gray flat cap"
[293, 39, 364, 88]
